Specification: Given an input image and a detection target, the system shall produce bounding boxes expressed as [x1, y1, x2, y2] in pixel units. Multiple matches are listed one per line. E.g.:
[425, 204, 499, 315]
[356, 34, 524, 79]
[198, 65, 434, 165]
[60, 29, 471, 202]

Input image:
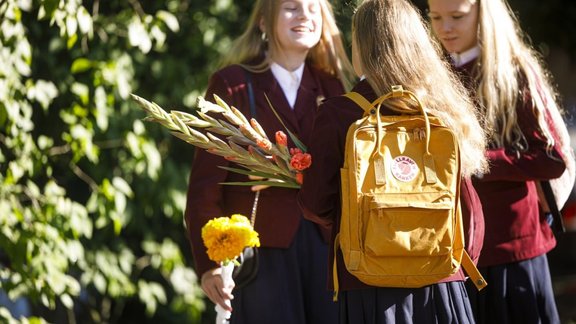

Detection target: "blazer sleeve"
[480, 88, 566, 182]
[299, 80, 375, 229]
[184, 72, 234, 275]
[459, 177, 484, 264]
[298, 98, 348, 229]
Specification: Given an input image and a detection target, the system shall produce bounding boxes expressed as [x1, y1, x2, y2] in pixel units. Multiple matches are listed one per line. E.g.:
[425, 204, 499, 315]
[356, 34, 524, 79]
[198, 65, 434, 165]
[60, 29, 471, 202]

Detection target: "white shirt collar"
[450, 46, 480, 67]
[270, 62, 305, 108]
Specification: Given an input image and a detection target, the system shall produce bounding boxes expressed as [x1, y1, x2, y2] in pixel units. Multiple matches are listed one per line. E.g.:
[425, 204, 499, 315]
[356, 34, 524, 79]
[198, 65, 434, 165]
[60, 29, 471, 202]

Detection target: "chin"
[444, 46, 460, 54]
[294, 34, 321, 44]
[294, 40, 320, 50]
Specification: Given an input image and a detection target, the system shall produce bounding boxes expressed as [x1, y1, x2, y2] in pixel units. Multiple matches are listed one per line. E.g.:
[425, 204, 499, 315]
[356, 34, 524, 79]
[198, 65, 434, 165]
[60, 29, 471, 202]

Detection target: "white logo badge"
[391, 156, 419, 182]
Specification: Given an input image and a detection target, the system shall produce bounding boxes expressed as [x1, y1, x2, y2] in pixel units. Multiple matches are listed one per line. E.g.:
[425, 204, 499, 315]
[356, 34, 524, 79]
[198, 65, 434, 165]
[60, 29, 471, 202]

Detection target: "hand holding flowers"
[201, 214, 260, 323]
[132, 84, 311, 323]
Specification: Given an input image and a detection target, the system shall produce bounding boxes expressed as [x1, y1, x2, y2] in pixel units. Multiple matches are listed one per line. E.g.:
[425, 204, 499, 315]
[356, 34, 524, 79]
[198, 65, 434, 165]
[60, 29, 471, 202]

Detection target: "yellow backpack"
[334, 86, 487, 300]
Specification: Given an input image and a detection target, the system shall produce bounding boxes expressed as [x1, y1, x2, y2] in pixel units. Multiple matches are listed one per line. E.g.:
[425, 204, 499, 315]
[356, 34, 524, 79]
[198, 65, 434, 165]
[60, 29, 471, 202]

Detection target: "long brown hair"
[353, 0, 488, 176]
[474, 0, 562, 154]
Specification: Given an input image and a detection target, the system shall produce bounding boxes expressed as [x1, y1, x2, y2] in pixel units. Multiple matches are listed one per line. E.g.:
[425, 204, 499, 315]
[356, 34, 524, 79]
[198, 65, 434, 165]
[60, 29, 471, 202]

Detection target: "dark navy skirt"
[340, 281, 475, 324]
[230, 219, 338, 324]
[465, 254, 560, 324]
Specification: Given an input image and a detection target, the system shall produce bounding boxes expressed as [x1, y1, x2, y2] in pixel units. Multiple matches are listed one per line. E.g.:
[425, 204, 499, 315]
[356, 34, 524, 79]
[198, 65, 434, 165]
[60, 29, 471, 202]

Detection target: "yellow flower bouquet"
[131, 94, 312, 188]
[201, 214, 260, 265]
[201, 214, 260, 323]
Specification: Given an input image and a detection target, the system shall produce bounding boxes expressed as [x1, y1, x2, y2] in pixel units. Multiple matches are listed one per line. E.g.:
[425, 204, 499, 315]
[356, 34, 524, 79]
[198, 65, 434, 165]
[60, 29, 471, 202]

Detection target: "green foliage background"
[0, 0, 573, 323]
[0, 0, 354, 323]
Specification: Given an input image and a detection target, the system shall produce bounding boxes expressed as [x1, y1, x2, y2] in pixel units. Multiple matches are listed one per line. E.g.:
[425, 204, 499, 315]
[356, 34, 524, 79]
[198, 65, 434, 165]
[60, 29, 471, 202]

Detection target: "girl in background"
[428, 0, 570, 322]
[184, 0, 354, 323]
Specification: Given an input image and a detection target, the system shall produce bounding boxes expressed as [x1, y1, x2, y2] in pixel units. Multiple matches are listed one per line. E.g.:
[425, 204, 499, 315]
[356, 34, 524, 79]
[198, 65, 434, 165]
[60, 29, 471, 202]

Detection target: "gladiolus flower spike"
[132, 93, 312, 188]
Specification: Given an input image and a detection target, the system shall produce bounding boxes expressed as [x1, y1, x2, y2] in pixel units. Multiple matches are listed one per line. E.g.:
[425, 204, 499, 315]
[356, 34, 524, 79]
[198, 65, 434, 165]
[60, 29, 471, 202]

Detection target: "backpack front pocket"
[362, 193, 455, 257]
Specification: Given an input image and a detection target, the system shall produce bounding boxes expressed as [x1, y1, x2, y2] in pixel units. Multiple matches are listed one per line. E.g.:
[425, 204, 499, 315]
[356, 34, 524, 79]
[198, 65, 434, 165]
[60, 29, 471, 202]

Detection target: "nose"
[298, 6, 312, 20]
[442, 19, 453, 32]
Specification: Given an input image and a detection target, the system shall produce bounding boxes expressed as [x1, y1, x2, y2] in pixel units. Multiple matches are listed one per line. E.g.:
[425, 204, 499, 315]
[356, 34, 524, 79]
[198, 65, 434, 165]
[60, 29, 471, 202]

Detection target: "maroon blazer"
[297, 79, 485, 290]
[456, 59, 566, 266]
[185, 63, 345, 275]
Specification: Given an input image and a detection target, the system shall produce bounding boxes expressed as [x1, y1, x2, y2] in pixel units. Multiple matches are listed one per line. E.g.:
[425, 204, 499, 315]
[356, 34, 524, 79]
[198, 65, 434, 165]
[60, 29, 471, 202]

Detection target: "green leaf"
[39, 0, 59, 20]
[67, 33, 78, 49]
[263, 93, 307, 152]
[218, 166, 279, 179]
[157, 10, 180, 32]
[76, 7, 93, 35]
[60, 293, 74, 309]
[93, 272, 106, 293]
[71, 58, 92, 73]
[220, 181, 299, 189]
[71, 82, 89, 105]
[112, 177, 133, 197]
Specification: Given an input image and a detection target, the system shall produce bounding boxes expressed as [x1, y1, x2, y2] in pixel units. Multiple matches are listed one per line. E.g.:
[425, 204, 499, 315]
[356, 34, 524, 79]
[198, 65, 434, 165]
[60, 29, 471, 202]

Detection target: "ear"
[259, 17, 265, 34]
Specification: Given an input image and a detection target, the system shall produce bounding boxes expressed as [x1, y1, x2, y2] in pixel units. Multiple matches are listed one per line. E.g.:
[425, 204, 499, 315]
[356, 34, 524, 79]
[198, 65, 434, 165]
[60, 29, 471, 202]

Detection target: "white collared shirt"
[450, 46, 480, 68]
[270, 62, 304, 109]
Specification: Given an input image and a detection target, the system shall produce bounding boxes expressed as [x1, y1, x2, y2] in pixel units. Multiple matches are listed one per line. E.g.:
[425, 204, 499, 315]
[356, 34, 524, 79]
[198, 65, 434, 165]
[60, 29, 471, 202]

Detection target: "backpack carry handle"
[371, 85, 430, 150]
[344, 86, 438, 184]
[371, 85, 425, 115]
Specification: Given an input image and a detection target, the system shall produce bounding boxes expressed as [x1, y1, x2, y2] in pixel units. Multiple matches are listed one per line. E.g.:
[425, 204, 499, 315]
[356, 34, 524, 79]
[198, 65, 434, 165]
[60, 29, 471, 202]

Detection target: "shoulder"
[323, 79, 374, 107]
[206, 64, 267, 99]
[319, 80, 375, 123]
[307, 64, 345, 93]
[350, 79, 377, 101]
[324, 78, 375, 104]
[210, 65, 248, 87]
[308, 64, 340, 83]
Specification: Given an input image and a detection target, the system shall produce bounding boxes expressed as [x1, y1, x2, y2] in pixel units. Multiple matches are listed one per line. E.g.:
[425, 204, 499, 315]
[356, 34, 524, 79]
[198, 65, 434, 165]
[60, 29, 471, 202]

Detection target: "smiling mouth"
[292, 26, 313, 33]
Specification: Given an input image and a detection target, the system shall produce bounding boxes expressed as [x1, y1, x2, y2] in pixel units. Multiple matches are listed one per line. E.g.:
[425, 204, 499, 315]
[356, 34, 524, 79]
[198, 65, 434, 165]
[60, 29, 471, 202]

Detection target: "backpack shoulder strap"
[344, 92, 374, 116]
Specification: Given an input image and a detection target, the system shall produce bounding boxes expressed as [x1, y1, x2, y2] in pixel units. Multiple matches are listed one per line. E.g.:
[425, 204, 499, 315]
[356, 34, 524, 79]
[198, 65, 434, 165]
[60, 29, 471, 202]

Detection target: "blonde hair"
[219, 0, 355, 90]
[353, 0, 488, 176]
[476, 0, 561, 153]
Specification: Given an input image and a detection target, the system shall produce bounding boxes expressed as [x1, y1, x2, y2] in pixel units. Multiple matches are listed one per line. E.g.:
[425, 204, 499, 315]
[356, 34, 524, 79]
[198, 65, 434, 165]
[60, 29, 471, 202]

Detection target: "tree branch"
[70, 162, 99, 192]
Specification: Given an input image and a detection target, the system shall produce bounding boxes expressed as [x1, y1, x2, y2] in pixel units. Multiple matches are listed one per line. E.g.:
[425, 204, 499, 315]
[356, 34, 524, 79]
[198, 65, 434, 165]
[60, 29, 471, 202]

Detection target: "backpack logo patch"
[391, 155, 418, 182]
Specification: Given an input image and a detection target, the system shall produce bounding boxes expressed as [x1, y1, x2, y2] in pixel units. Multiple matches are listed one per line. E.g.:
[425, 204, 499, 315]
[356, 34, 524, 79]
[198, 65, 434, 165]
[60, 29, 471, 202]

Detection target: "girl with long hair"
[298, 0, 487, 322]
[427, 0, 572, 322]
[184, 0, 354, 323]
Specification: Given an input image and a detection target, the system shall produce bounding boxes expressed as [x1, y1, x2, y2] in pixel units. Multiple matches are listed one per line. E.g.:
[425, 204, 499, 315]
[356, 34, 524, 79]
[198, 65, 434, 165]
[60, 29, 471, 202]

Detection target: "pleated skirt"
[340, 281, 475, 324]
[230, 219, 338, 324]
[466, 254, 560, 324]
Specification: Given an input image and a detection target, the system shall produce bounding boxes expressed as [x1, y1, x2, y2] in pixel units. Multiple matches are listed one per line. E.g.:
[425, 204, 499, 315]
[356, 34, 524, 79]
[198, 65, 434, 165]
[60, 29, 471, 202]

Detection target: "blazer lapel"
[255, 68, 301, 134]
[293, 64, 322, 121]
[293, 65, 325, 146]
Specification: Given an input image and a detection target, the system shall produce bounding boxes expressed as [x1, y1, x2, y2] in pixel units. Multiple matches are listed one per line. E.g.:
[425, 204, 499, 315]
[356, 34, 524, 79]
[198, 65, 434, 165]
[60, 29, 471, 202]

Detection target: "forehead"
[428, 0, 475, 13]
[280, 0, 320, 6]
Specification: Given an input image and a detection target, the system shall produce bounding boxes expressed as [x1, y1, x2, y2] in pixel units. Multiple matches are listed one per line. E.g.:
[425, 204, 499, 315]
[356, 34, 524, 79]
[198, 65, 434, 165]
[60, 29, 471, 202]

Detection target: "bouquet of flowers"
[131, 93, 312, 188]
[201, 214, 260, 323]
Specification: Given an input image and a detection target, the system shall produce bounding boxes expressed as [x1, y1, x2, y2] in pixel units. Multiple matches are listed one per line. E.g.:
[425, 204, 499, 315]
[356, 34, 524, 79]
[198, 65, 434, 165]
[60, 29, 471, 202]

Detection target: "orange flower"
[256, 138, 272, 151]
[289, 148, 301, 155]
[295, 172, 304, 185]
[290, 151, 312, 171]
[275, 131, 287, 147]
